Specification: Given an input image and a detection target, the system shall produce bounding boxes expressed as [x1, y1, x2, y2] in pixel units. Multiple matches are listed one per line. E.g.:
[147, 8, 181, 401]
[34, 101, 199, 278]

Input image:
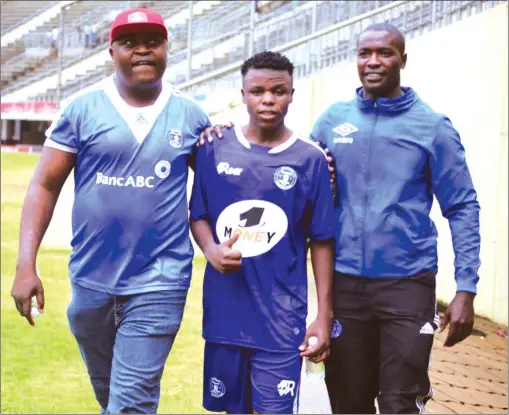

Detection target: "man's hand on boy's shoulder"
[197, 122, 234, 147]
[316, 141, 336, 184]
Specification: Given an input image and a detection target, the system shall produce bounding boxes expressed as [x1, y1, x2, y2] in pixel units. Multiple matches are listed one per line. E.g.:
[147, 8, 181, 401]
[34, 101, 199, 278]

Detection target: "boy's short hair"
[241, 51, 294, 77]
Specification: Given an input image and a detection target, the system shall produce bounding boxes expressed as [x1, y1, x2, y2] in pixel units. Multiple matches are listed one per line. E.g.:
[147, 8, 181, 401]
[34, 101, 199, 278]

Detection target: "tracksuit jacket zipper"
[361, 102, 379, 273]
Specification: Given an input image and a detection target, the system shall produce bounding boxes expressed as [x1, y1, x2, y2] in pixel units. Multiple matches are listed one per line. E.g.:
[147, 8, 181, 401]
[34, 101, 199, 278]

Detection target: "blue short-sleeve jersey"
[190, 125, 334, 351]
[45, 76, 211, 295]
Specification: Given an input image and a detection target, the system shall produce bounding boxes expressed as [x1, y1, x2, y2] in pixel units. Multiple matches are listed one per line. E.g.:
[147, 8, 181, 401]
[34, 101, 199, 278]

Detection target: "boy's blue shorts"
[203, 341, 302, 414]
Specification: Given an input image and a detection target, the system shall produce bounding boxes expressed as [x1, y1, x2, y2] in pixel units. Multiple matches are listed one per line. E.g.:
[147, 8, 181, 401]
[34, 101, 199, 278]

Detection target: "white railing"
[176, 0, 410, 93]
[175, 0, 504, 98]
[3, 0, 505, 103]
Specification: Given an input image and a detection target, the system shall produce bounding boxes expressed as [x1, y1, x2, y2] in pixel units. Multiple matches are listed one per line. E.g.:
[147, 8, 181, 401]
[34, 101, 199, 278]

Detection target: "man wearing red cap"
[11, 7, 213, 414]
[109, 8, 168, 45]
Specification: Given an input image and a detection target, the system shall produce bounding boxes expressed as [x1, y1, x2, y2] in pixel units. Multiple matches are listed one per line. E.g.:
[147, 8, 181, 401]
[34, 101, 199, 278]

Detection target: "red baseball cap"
[109, 8, 168, 44]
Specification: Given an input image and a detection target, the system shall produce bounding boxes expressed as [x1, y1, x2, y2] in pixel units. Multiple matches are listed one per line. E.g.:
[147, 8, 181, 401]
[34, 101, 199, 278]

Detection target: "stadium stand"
[1, 1, 152, 92]
[1, 1, 57, 35]
[2, 1, 232, 97]
[171, 0, 506, 117]
[1, 0, 506, 106]
[5, 0, 399, 102]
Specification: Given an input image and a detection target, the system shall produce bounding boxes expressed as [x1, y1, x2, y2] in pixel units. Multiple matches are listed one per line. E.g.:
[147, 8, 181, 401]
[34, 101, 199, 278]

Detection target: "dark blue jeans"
[67, 283, 188, 414]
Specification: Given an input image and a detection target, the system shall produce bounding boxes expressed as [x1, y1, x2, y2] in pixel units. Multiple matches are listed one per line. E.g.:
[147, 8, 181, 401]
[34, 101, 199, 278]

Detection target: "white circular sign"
[215, 200, 288, 258]
[154, 160, 171, 179]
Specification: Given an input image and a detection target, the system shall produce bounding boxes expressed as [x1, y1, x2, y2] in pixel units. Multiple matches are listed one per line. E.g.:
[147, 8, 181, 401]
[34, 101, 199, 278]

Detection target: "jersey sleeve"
[307, 154, 335, 241]
[44, 101, 81, 152]
[192, 103, 212, 141]
[189, 145, 210, 222]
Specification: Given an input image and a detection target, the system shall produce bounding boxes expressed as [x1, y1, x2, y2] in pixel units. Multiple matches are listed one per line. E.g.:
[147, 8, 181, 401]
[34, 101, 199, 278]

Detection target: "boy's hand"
[204, 234, 242, 274]
[298, 317, 331, 363]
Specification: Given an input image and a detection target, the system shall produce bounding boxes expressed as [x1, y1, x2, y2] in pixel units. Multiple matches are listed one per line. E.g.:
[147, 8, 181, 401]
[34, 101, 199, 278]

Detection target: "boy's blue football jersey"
[44, 76, 210, 295]
[190, 125, 334, 351]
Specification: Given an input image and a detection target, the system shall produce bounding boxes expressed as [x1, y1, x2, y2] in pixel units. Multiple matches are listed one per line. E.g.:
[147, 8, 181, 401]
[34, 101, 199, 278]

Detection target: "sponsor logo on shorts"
[209, 377, 226, 398]
[215, 200, 288, 258]
[277, 379, 296, 397]
[331, 319, 343, 338]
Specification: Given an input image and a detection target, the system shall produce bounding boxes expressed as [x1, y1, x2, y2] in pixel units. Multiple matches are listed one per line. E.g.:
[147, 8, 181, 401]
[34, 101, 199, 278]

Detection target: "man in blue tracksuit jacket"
[311, 23, 481, 414]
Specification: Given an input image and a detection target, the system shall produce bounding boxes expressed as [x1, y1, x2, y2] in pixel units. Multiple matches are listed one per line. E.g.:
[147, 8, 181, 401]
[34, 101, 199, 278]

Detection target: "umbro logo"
[217, 162, 243, 176]
[333, 122, 358, 144]
[334, 137, 354, 144]
[419, 322, 434, 335]
[333, 122, 358, 137]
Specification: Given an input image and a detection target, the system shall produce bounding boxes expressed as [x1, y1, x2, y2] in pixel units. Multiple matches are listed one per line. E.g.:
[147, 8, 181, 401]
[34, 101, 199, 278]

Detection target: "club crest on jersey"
[167, 129, 183, 148]
[209, 377, 225, 398]
[274, 166, 297, 190]
[216, 200, 288, 258]
[331, 319, 343, 338]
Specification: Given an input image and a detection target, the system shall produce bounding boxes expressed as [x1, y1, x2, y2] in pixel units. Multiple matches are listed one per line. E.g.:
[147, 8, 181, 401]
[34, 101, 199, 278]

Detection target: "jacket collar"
[355, 86, 416, 113]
